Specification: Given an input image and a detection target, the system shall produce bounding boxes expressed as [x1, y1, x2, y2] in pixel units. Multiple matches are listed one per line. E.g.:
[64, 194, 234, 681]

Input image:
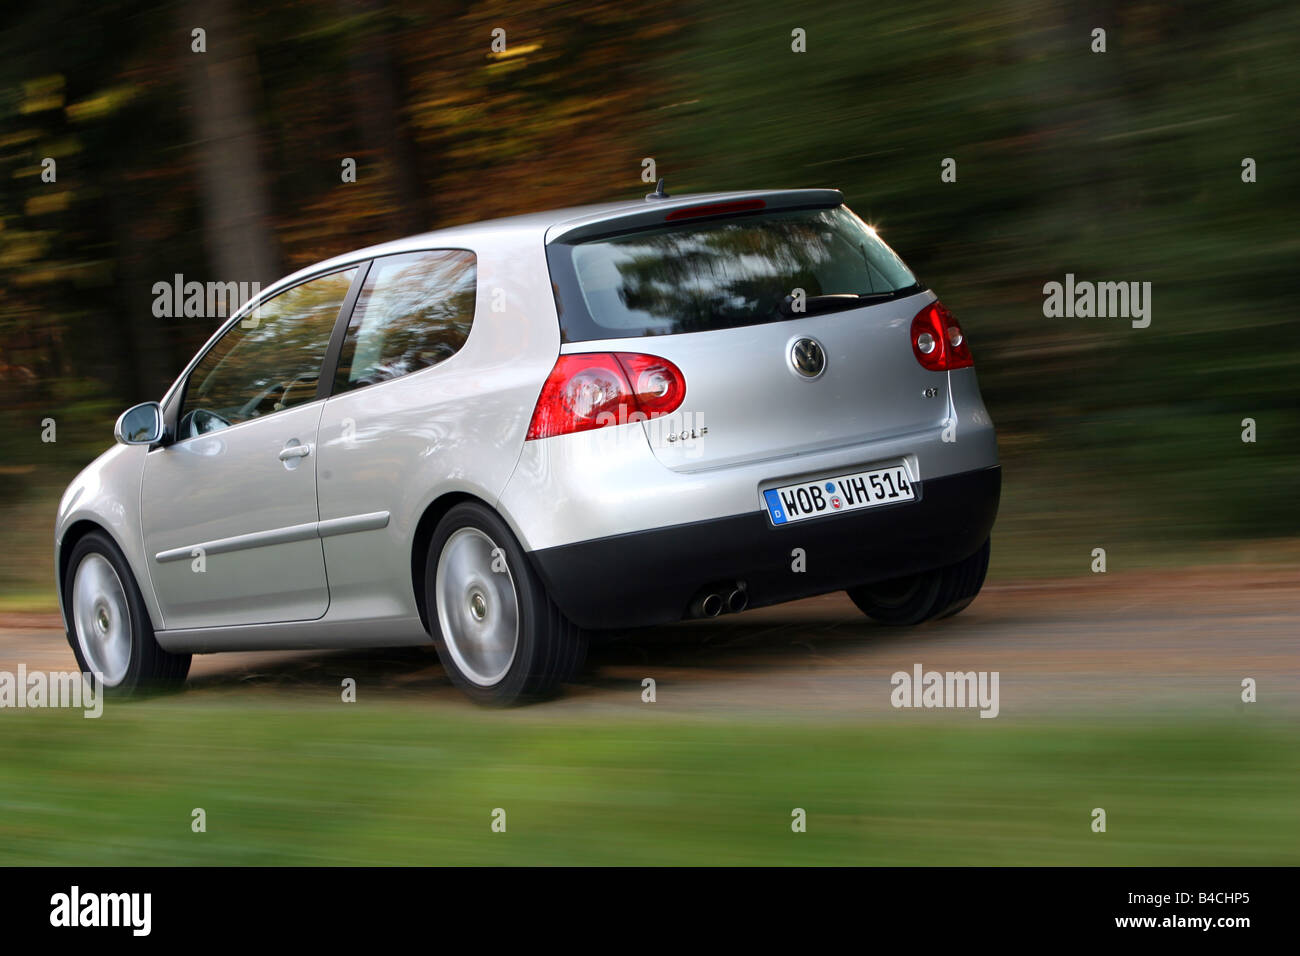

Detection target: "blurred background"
[1, 0, 1298, 868]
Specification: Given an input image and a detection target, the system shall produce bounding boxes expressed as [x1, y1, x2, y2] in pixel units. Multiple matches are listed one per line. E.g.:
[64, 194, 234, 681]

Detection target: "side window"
[178, 268, 357, 440]
[333, 250, 476, 394]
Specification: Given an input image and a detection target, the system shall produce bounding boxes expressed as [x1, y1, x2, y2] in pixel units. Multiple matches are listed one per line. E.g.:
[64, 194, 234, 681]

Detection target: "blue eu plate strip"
[764, 489, 787, 525]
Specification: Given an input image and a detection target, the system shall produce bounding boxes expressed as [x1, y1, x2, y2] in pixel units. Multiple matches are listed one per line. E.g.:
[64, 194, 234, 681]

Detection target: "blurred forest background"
[1, 0, 1297, 609]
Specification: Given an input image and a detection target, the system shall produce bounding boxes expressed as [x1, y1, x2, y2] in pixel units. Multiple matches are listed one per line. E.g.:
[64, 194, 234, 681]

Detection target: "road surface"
[3, 565, 1296, 717]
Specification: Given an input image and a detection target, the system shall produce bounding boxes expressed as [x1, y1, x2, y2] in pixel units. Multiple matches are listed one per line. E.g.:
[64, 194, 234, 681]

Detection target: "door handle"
[278, 443, 311, 461]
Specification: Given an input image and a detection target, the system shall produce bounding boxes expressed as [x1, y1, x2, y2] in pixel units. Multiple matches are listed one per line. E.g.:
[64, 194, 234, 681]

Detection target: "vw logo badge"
[790, 337, 826, 379]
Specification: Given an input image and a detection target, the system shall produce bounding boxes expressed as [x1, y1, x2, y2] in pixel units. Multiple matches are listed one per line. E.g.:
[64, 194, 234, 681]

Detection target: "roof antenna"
[645, 178, 669, 201]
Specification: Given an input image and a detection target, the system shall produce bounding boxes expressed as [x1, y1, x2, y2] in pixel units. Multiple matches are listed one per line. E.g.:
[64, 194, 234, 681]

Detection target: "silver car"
[56, 188, 1000, 704]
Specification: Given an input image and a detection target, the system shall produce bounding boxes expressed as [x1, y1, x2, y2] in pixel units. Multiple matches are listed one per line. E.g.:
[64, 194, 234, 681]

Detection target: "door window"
[178, 268, 357, 440]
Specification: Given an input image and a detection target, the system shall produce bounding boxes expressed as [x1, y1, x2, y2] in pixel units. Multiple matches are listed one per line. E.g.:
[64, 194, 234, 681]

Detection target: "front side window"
[333, 250, 477, 394]
[548, 206, 921, 340]
[178, 268, 357, 439]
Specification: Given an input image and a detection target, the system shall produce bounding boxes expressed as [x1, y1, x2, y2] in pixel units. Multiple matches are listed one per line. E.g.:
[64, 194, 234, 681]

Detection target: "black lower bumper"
[528, 465, 1001, 631]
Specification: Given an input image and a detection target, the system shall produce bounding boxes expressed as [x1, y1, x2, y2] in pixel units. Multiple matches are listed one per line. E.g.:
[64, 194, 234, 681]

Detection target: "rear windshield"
[547, 205, 921, 341]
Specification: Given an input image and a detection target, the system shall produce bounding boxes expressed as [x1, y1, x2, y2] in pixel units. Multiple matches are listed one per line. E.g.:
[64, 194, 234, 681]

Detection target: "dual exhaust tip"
[691, 582, 748, 618]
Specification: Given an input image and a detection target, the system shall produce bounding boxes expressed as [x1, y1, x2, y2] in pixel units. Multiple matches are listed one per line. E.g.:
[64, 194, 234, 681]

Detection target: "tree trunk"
[180, 0, 281, 287]
[107, 165, 174, 401]
[342, 0, 430, 237]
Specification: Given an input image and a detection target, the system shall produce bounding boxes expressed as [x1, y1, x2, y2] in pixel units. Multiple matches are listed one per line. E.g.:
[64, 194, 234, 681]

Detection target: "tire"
[933, 537, 992, 620]
[62, 530, 191, 696]
[425, 502, 586, 705]
[847, 538, 991, 626]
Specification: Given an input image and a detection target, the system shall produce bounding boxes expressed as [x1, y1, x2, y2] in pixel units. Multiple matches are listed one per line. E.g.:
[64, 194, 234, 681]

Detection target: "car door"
[314, 250, 478, 618]
[141, 266, 359, 630]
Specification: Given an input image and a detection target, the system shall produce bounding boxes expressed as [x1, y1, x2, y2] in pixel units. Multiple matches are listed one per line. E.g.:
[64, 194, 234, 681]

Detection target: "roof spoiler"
[546, 188, 845, 244]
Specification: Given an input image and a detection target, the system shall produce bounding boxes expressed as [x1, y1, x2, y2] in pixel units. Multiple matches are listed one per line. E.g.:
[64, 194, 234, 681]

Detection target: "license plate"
[763, 464, 915, 525]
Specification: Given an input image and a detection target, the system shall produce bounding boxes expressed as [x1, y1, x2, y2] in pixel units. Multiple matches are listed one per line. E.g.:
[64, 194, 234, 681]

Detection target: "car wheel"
[63, 530, 191, 695]
[847, 538, 991, 626]
[426, 502, 586, 705]
[933, 537, 991, 620]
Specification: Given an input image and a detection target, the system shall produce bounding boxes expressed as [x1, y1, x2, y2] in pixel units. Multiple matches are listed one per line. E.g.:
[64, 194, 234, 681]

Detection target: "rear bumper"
[528, 464, 1001, 630]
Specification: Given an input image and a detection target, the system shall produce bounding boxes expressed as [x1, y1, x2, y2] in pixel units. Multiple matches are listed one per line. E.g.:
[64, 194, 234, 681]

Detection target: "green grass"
[988, 448, 1300, 579]
[0, 702, 1294, 865]
[0, 590, 57, 613]
[0, 477, 61, 613]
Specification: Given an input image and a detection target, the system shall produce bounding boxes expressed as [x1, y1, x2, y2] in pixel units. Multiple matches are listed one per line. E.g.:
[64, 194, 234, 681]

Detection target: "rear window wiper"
[778, 289, 911, 316]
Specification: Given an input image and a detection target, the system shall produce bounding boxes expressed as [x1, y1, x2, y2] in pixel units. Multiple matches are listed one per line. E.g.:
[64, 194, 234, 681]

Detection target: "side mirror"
[114, 402, 164, 446]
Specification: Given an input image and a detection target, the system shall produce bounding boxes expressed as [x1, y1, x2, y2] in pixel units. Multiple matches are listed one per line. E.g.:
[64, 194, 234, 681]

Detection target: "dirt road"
[3, 565, 1296, 717]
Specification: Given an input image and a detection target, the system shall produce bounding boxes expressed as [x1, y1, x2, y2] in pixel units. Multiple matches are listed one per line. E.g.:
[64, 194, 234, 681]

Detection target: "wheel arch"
[57, 519, 129, 626]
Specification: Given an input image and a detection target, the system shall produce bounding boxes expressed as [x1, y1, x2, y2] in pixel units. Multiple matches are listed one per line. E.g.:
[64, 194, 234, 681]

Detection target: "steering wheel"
[180, 407, 231, 439]
[277, 377, 315, 410]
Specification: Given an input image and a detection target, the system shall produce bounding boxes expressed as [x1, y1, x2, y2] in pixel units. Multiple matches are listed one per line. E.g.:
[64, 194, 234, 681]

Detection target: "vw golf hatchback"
[56, 188, 1000, 704]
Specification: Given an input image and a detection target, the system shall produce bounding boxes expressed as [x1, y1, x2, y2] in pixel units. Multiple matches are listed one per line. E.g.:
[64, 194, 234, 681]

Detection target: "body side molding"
[155, 511, 390, 563]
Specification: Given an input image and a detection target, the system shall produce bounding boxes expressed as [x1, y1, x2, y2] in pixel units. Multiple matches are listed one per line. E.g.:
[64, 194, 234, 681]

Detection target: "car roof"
[161, 188, 847, 409]
[269, 187, 845, 294]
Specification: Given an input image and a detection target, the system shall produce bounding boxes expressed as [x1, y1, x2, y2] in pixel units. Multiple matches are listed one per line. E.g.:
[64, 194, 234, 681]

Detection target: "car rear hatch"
[545, 195, 948, 472]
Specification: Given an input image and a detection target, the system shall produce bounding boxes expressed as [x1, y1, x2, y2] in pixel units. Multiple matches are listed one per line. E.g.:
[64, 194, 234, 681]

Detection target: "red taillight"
[664, 199, 766, 221]
[614, 352, 686, 414]
[525, 352, 686, 440]
[910, 300, 973, 371]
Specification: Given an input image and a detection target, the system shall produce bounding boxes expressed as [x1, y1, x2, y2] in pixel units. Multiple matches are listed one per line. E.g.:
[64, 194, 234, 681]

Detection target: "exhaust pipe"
[690, 592, 724, 618]
[727, 585, 748, 614]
